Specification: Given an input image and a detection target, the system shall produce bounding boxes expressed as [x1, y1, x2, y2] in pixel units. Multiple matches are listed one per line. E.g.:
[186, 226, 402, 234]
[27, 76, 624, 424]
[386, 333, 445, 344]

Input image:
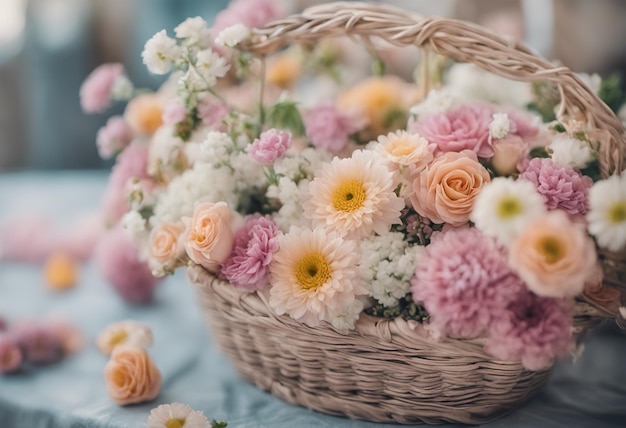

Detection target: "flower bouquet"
[83, 1, 626, 424]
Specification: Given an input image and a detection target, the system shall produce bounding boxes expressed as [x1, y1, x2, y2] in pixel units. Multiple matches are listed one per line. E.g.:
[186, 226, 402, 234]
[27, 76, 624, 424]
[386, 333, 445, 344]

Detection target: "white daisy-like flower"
[470, 177, 546, 246]
[489, 113, 510, 140]
[215, 24, 250, 48]
[96, 320, 153, 356]
[142, 30, 182, 75]
[174, 17, 211, 47]
[147, 402, 212, 428]
[373, 130, 434, 173]
[548, 136, 594, 169]
[269, 226, 367, 327]
[194, 49, 230, 87]
[303, 150, 404, 240]
[587, 173, 626, 251]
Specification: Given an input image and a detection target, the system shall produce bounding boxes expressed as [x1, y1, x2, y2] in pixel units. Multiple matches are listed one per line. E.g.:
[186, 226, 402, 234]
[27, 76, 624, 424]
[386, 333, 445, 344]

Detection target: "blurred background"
[0, 0, 625, 171]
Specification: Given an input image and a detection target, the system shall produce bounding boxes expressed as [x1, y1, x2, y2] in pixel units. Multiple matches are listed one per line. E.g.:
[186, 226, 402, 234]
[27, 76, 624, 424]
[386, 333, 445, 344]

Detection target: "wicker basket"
[189, 2, 626, 424]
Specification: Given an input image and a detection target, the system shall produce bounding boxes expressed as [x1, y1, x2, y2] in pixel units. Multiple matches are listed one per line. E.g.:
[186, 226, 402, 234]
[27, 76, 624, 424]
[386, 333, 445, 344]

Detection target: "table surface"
[1, 170, 625, 428]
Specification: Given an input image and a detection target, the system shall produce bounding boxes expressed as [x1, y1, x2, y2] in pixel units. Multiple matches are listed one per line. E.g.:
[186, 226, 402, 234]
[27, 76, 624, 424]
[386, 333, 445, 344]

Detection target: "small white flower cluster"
[489, 113, 510, 140]
[215, 24, 250, 48]
[360, 231, 424, 307]
[409, 88, 457, 117]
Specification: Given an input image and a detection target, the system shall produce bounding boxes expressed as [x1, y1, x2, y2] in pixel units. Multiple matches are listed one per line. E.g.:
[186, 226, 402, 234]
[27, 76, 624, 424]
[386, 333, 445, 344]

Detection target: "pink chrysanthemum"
[247, 128, 292, 166]
[485, 291, 573, 371]
[221, 216, 280, 291]
[304, 103, 364, 155]
[0, 333, 22, 373]
[521, 157, 593, 215]
[411, 228, 525, 339]
[80, 63, 124, 114]
[96, 116, 134, 159]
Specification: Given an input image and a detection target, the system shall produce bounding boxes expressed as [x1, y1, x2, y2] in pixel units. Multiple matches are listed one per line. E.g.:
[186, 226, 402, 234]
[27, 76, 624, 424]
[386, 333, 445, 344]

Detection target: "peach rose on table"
[185, 202, 235, 273]
[104, 346, 161, 405]
[410, 151, 491, 226]
[148, 222, 186, 272]
[509, 211, 597, 298]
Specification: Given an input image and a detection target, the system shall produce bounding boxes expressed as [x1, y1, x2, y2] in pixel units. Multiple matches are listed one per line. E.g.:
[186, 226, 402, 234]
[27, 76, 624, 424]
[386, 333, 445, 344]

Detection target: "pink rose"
[247, 129, 292, 166]
[410, 151, 491, 226]
[80, 63, 124, 114]
[491, 135, 528, 176]
[410, 104, 494, 158]
[509, 211, 597, 298]
[148, 222, 186, 270]
[185, 202, 235, 272]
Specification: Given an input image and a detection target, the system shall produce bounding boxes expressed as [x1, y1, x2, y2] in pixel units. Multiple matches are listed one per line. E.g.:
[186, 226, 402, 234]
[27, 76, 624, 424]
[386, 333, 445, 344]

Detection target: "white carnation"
[548, 136, 594, 169]
[587, 174, 626, 251]
[215, 24, 250, 48]
[142, 30, 182, 75]
[174, 16, 211, 47]
[489, 113, 510, 140]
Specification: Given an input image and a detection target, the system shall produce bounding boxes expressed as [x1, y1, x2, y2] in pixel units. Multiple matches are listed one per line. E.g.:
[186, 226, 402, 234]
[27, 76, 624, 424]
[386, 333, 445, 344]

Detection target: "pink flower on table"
[521, 157, 593, 215]
[80, 63, 124, 114]
[411, 228, 526, 339]
[211, 0, 282, 35]
[161, 102, 187, 125]
[221, 216, 279, 291]
[409, 103, 494, 158]
[485, 291, 573, 371]
[197, 97, 229, 129]
[0, 334, 22, 374]
[96, 116, 134, 159]
[247, 129, 292, 166]
[304, 103, 364, 155]
[185, 202, 235, 273]
[95, 227, 161, 304]
[12, 322, 63, 365]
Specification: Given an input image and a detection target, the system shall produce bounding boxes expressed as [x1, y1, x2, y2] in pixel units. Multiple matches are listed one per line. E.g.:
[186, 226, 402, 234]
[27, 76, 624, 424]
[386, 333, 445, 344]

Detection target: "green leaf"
[267, 101, 306, 137]
[598, 73, 626, 113]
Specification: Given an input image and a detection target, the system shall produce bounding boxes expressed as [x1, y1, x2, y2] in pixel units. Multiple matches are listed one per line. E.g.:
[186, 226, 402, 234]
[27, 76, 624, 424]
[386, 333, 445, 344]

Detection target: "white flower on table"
[587, 173, 626, 251]
[548, 136, 594, 169]
[142, 30, 183, 75]
[97, 320, 153, 356]
[147, 402, 214, 428]
[215, 24, 251, 48]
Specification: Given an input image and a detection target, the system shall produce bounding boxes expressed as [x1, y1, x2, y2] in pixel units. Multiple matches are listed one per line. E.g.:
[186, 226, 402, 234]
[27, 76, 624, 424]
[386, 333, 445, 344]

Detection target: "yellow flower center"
[332, 180, 366, 212]
[497, 196, 523, 219]
[109, 331, 128, 348]
[388, 139, 414, 157]
[537, 236, 565, 264]
[608, 201, 626, 224]
[294, 252, 331, 290]
[165, 419, 186, 428]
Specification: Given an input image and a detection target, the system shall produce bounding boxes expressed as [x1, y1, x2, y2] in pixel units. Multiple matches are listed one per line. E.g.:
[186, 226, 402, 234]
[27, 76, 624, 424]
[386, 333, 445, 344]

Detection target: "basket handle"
[241, 1, 626, 177]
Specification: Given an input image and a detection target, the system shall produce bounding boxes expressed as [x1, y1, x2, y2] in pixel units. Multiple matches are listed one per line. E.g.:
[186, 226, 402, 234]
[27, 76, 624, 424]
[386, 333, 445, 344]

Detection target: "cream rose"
[410, 151, 490, 225]
[104, 346, 161, 405]
[509, 211, 597, 298]
[185, 201, 235, 272]
[148, 222, 185, 270]
[491, 135, 527, 176]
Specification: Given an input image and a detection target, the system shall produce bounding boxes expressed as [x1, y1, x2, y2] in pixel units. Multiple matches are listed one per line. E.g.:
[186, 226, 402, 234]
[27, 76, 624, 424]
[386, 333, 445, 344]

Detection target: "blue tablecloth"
[1, 171, 625, 428]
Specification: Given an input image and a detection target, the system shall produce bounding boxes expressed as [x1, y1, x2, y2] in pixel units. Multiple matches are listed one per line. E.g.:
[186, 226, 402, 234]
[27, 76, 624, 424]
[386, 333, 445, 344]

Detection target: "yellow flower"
[267, 52, 302, 89]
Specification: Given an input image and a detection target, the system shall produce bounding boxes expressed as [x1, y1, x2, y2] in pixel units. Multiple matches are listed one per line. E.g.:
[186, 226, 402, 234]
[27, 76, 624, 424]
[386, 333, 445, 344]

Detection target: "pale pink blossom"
[212, 0, 282, 36]
[80, 63, 124, 114]
[197, 97, 229, 129]
[185, 202, 235, 273]
[96, 116, 134, 159]
[162, 102, 188, 125]
[304, 103, 364, 155]
[247, 129, 292, 166]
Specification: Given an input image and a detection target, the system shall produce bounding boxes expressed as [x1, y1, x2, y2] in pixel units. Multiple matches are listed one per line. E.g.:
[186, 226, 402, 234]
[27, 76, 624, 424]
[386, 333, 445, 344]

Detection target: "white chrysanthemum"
[360, 232, 423, 307]
[587, 174, 626, 251]
[174, 17, 211, 47]
[471, 177, 546, 245]
[373, 130, 434, 173]
[142, 30, 182, 75]
[96, 320, 153, 356]
[147, 402, 211, 428]
[548, 136, 594, 169]
[409, 88, 457, 117]
[269, 227, 367, 327]
[215, 24, 250, 48]
[304, 150, 404, 240]
[489, 113, 510, 140]
[194, 49, 230, 87]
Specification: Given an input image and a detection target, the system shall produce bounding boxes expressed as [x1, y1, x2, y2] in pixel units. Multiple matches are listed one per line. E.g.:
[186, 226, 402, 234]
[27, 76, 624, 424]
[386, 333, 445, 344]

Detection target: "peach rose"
[124, 93, 164, 136]
[509, 211, 597, 298]
[410, 151, 490, 225]
[491, 135, 527, 176]
[185, 202, 235, 272]
[149, 222, 186, 270]
[104, 346, 161, 405]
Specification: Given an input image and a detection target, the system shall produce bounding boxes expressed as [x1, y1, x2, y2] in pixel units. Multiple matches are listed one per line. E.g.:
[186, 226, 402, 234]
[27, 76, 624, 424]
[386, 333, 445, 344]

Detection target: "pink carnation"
[80, 63, 124, 114]
[411, 228, 525, 339]
[221, 216, 279, 291]
[485, 291, 573, 370]
[212, 0, 282, 35]
[96, 116, 134, 159]
[0, 333, 22, 373]
[197, 98, 229, 129]
[409, 104, 494, 158]
[520, 158, 592, 215]
[95, 227, 161, 304]
[12, 322, 63, 365]
[162, 102, 188, 125]
[304, 103, 364, 155]
[247, 129, 292, 165]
